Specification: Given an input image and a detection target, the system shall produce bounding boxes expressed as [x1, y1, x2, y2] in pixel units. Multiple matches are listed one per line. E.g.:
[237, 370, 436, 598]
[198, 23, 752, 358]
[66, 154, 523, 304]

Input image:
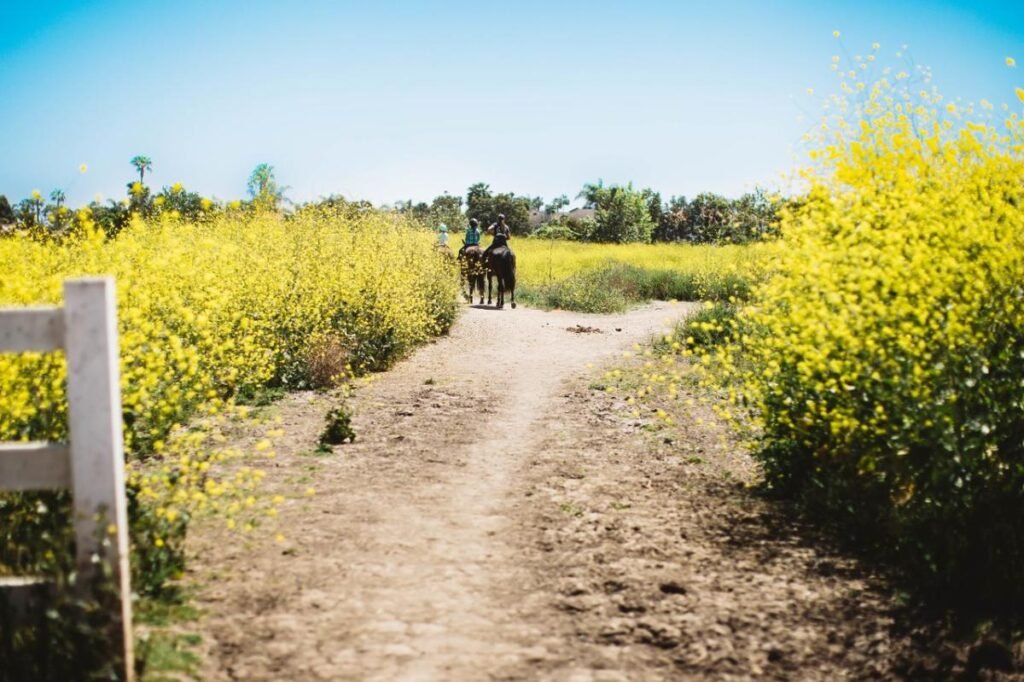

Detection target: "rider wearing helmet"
[482, 213, 510, 260]
[461, 218, 482, 256]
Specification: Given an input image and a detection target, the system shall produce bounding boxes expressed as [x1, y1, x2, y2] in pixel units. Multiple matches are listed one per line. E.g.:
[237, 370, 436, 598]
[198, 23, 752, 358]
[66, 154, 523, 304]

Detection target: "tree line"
[0, 158, 289, 239]
[1, 160, 781, 245]
[384, 180, 781, 245]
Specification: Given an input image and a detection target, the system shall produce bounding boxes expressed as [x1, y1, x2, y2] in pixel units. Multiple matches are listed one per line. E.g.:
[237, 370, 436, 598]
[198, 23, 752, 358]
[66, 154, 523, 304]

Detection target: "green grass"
[517, 262, 753, 313]
[135, 594, 202, 628]
[135, 591, 203, 680]
[234, 385, 287, 407]
[137, 631, 202, 681]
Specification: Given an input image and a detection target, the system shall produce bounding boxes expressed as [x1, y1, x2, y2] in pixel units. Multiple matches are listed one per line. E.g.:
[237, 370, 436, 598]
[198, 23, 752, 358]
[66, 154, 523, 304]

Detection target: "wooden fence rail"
[0, 277, 133, 681]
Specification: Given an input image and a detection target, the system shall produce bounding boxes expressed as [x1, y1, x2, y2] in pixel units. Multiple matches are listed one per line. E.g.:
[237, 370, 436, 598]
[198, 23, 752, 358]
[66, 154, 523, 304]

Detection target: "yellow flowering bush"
[700, 72, 1024, 604]
[0, 206, 458, 594]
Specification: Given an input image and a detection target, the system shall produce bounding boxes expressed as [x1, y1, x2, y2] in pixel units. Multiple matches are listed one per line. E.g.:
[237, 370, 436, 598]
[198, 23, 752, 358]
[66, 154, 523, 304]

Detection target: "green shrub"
[320, 405, 356, 448]
[530, 224, 579, 241]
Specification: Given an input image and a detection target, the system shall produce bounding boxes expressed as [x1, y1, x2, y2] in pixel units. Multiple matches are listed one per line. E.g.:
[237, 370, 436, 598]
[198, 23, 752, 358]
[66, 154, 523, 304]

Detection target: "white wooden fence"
[0, 277, 133, 680]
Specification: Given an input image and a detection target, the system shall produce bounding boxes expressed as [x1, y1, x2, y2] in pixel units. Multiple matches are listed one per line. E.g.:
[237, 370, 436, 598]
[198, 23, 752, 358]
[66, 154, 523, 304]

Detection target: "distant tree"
[429, 193, 463, 233]
[577, 181, 654, 243]
[577, 180, 605, 209]
[730, 188, 781, 242]
[530, 223, 580, 241]
[391, 199, 432, 226]
[654, 190, 781, 244]
[686, 192, 732, 243]
[488, 192, 532, 234]
[89, 199, 131, 238]
[49, 189, 65, 208]
[247, 163, 288, 210]
[465, 182, 493, 226]
[528, 196, 544, 211]
[0, 195, 15, 224]
[130, 155, 152, 184]
[156, 183, 206, 222]
[464, 182, 531, 234]
[411, 202, 430, 224]
[16, 199, 38, 229]
[292, 194, 374, 222]
[545, 194, 570, 215]
[654, 195, 689, 241]
[46, 203, 71, 231]
[641, 188, 663, 230]
[466, 182, 491, 205]
[126, 181, 154, 216]
[16, 190, 45, 228]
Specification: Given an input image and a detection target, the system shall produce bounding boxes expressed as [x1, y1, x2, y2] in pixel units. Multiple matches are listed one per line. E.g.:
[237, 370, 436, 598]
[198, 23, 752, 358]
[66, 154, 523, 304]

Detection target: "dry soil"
[184, 302, 1017, 681]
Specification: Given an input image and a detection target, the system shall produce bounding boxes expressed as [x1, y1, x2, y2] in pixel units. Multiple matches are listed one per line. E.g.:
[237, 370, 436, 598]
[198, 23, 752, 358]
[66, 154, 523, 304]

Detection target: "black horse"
[485, 234, 516, 309]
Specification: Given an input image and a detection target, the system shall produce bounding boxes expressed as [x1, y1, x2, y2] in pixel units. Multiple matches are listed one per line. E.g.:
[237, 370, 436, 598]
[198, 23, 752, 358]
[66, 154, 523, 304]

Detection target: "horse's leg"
[497, 269, 505, 309]
[487, 271, 493, 306]
[509, 253, 517, 309]
[459, 259, 469, 303]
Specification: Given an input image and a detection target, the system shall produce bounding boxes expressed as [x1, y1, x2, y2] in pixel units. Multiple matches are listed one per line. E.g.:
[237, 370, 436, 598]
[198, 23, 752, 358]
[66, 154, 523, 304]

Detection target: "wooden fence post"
[63, 277, 134, 681]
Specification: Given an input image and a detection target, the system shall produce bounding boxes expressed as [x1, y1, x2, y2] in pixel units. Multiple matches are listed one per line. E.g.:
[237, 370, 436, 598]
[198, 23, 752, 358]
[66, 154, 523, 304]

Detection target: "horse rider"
[460, 217, 482, 257]
[482, 213, 511, 260]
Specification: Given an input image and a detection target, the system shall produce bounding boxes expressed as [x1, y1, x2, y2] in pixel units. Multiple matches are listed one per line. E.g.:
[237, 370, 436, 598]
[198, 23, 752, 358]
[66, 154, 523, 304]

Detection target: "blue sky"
[0, 0, 1021, 208]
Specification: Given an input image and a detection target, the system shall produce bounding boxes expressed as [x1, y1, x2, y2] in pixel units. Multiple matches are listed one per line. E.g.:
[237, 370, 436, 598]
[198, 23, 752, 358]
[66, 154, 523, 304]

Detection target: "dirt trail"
[187, 303, 973, 681]
[190, 303, 687, 680]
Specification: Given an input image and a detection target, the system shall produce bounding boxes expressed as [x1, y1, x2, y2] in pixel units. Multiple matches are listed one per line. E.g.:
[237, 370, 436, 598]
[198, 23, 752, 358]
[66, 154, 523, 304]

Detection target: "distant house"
[528, 207, 596, 230]
[567, 207, 596, 221]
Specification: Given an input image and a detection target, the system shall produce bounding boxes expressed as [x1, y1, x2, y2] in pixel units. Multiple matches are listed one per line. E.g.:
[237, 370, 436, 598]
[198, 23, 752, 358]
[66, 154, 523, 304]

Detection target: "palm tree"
[246, 163, 288, 210]
[130, 155, 152, 184]
[30, 190, 43, 225]
[576, 180, 606, 209]
[50, 189, 65, 208]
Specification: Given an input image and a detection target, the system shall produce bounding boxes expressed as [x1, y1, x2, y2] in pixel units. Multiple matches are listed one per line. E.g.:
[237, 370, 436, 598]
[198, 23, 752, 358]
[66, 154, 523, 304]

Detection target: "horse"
[457, 244, 486, 304]
[435, 243, 454, 260]
[485, 235, 517, 309]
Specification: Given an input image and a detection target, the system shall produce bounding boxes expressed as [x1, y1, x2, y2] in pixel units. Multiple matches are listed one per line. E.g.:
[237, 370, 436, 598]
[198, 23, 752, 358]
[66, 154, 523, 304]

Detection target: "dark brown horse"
[458, 244, 487, 304]
[485, 235, 516, 309]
